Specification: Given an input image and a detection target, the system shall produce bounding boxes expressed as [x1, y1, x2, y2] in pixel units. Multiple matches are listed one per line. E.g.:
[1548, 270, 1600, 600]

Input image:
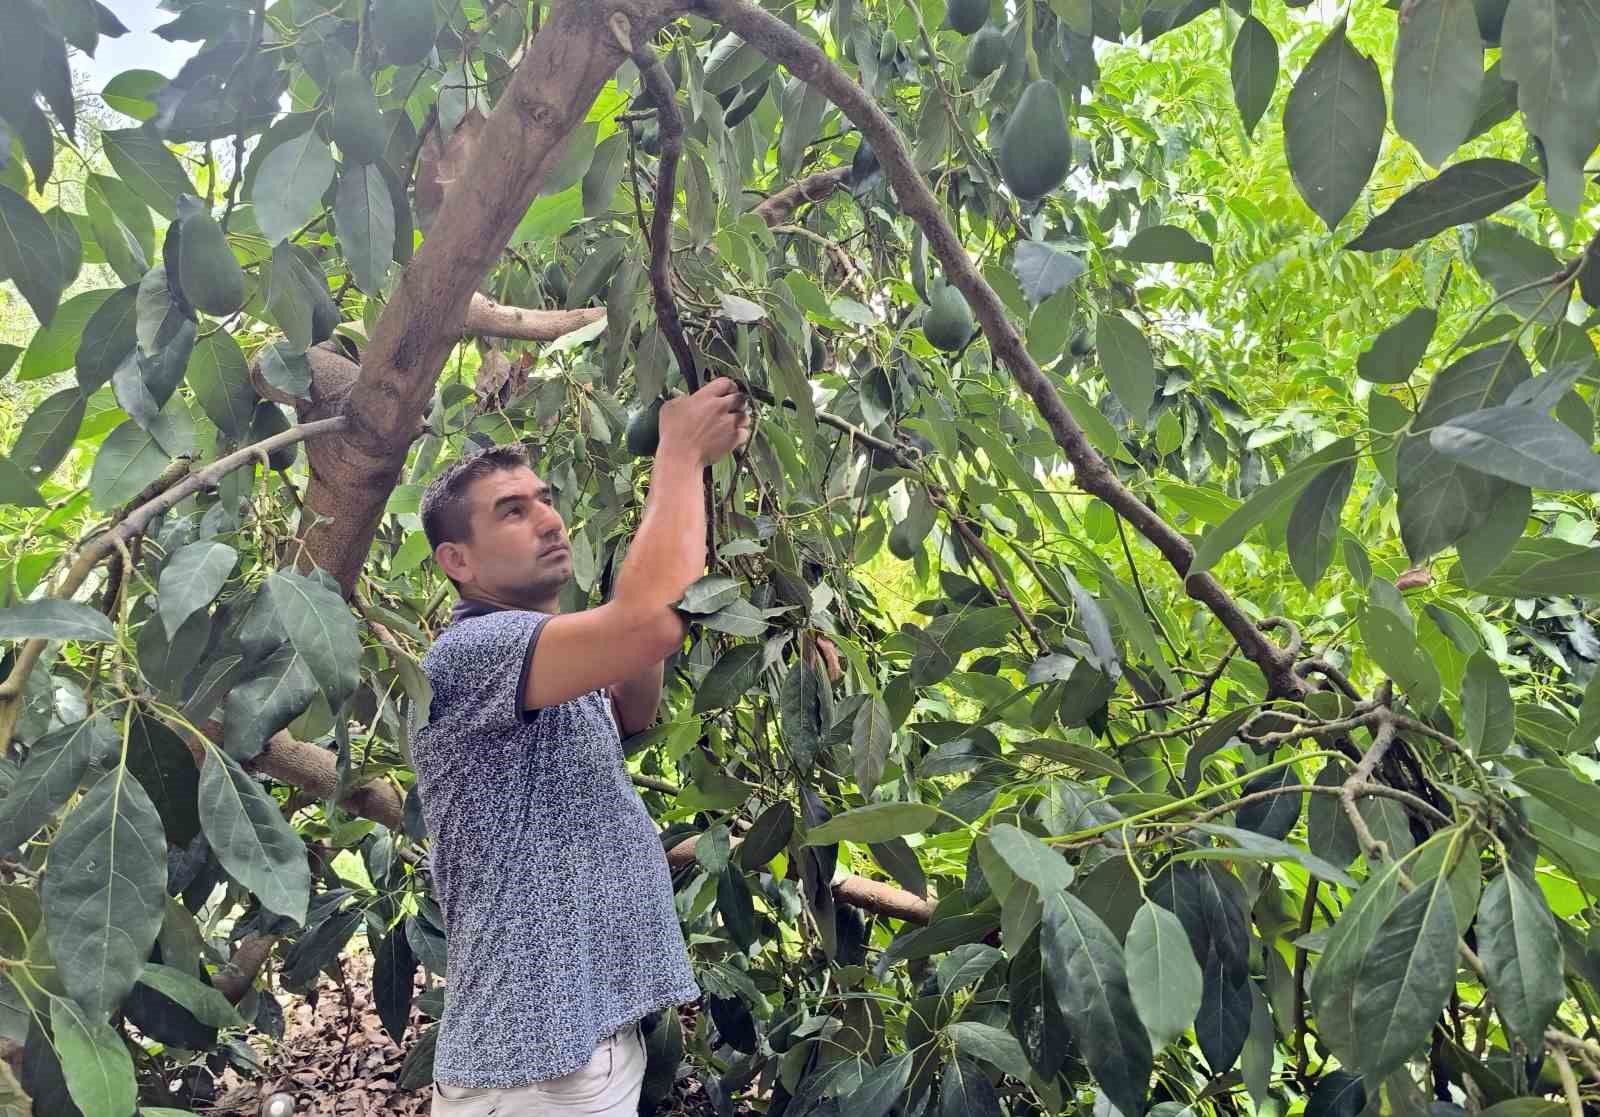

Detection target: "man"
[410, 377, 751, 1115]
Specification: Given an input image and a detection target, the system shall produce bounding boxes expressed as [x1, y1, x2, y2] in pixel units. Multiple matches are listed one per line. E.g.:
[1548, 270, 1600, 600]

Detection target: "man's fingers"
[701, 376, 739, 396]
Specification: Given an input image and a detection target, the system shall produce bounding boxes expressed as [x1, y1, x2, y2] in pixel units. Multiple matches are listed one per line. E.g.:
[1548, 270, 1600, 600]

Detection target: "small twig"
[1293, 879, 1319, 1078]
[1114, 511, 1185, 664]
[1296, 657, 1362, 700]
[1554, 1047, 1583, 1117]
[929, 490, 1050, 656]
[1341, 716, 1398, 861]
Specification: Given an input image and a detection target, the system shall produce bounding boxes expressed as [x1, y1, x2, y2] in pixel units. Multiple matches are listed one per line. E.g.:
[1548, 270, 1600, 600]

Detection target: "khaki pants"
[431, 1021, 647, 1116]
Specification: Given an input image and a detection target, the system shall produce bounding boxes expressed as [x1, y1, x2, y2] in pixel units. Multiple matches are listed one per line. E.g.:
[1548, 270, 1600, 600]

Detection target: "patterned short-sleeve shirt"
[410, 605, 700, 1088]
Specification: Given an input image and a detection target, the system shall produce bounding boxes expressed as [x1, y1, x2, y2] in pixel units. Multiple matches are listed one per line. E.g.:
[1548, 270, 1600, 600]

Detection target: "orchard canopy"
[0, 0, 1599, 1113]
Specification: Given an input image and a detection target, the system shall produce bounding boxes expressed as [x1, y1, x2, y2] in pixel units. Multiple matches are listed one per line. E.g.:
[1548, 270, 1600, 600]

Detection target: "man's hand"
[658, 377, 751, 466]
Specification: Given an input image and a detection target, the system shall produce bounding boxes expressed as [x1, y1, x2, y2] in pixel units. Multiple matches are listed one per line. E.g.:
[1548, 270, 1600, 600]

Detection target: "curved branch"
[631, 45, 700, 391]
[752, 165, 850, 224]
[0, 417, 349, 744]
[462, 295, 606, 342]
[702, 0, 1305, 698]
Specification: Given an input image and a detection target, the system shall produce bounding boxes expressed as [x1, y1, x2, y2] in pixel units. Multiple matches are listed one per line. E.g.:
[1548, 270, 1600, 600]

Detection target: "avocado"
[543, 261, 569, 305]
[625, 397, 664, 458]
[922, 282, 973, 352]
[997, 79, 1071, 200]
[372, 0, 436, 65]
[177, 203, 245, 317]
[1068, 328, 1093, 356]
[878, 29, 898, 63]
[966, 24, 1008, 79]
[809, 332, 829, 373]
[251, 402, 298, 471]
[945, 0, 989, 34]
[331, 69, 386, 164]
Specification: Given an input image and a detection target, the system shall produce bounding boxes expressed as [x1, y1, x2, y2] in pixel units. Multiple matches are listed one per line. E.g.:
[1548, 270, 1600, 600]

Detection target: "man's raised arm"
[521, 378, 749, 711]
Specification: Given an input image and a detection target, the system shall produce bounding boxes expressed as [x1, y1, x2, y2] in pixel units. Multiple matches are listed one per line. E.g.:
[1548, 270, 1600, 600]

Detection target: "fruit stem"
[1024, 0, 1041, 81]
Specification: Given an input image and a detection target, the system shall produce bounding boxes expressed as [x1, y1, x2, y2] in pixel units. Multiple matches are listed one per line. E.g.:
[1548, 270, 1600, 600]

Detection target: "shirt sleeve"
[455, 610, 552, 726]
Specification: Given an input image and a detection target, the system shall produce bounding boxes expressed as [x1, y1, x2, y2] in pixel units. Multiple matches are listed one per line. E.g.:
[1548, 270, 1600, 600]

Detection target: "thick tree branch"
[462, 294, 606, 342]
[301, 0, 692, 593]
[703, 0, 1306, 699]
[752, 165, 850, 224]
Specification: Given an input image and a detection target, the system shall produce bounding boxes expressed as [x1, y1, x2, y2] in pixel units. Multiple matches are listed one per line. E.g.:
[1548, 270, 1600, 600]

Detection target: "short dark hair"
[420, 443, 530, 551]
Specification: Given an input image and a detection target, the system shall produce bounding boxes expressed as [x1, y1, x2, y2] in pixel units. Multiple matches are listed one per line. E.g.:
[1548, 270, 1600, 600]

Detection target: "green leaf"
[0, 184, 67, 325]
[51, 994, 137, 1117]
[101, 69, 163, 120]
[1308, 1071, 1368, 1117]
[373, 922, 417, 1044]
[10, 388, 86, 481]
[1287, 460, 1355, 589]
[223, 646, 318, 760]
[844, 1051, 913, 1117]
[253, 130, 335, 245]
[1456, 482, 1529, 585]
[1184, 823, 1359, 887]
[694, 644, 763, 712]
[1392, 0, 1485, 166]
[19, 288, 113, 380]
[1349, 870, 1459, 1079]
[1283, 22, 1386, 230]
[803, 802, 937, 845]
[257, 341, 311, 401]
[1462, 652, 1514, 755]
[1120, 225, 1212, 265]
[187, 329, 256, 439]
[1041, 891, 1151, 1117]
[101, 127, 193, 219]
[199, 746, 311, 924]
[1477, 870, 1564, 1046]
[1126, 900, 1203, 1048]
[260, 571, 362, 710]
[1096, 313, 1155, 424]
[939, 1054, 1002, 1117]
[1348, 160, 1536, 251]
[0, 600, 116, 643]
[42, 769, 167, 1020]
[944, 1021, 1034, 1082]
[1358, 604, 1442, 709]
[1308, 761, 1362, 868]
[853, 696, 893, 794]
[157, 541, 235, 639]
[1431, 405, 1600, 491]
[1397, 341, 1530, 561]
[1471, 223, 1568, 322]
[1013, 240, 1088, 305]
[1498, 0, 1600, 213]
[1515, 764, 1600, 835]
[136, 962, 246, 1028]
[988, 823, 1073, 893]
[679, 574, 741, 614]
[74, 283, 139, 394]
[1231, 16, 1278, 136]
[89, 420, 170, 510]
[0, 714, 119, 851]
[334, 162, 395, 294]
[1192, 437, 1357, 574]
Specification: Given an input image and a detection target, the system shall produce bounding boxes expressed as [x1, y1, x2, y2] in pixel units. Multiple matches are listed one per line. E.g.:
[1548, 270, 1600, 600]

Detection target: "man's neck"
[450, 589, 561, 623]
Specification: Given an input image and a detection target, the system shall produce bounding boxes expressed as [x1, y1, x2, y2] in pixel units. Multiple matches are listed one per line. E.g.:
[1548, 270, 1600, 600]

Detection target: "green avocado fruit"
[966, 25, 1008, 79]
[251, 402, 298, 471]
[945, 0, 989, 34]
[625, 397, 664, 458]
[332, 70, 387, 164]
[878, 29, 898, 63]
[543, 261, 569, 305]
[997, 79, 1071, 201]
[922, 283, 973, 352]
[372, 0, 436, 65]
[177, 205, 245, 317]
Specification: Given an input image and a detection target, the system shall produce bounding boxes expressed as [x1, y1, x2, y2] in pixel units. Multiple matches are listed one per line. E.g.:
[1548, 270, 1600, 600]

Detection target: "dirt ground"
[201, 952, 740, 1116]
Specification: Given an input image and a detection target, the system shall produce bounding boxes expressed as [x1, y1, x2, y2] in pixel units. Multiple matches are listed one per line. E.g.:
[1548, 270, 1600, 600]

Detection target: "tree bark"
[751, 165, 850, 224]
[463, 295, 606, 341]
[300, 0, 692, 594]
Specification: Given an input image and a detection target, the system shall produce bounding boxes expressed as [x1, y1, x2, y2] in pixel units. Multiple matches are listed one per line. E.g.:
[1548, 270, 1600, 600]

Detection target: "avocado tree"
[0, 0, 1598, 1114]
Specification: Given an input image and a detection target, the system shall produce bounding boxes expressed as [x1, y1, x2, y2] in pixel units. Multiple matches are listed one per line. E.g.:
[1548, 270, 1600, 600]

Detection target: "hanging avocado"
[966, 25, 1009, 79]
[543, 261, 569, 305]
[176, 199, 245, 317]
[945, 0, 990, 34]
[251, 402, 298, 470]
[331, 69, 387, 164]
[878, 29, 899, 63]
[625, 396, 664, 458]
[997, 79, 1071, 201]
[922, 282, 973, 352]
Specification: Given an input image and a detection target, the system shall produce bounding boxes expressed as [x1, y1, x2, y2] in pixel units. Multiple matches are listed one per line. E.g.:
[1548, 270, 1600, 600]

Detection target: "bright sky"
[75, 0, 194, 89]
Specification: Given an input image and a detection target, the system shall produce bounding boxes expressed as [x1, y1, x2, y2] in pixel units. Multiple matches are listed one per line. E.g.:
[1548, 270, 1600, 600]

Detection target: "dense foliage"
[0, 0, 1598, 1115]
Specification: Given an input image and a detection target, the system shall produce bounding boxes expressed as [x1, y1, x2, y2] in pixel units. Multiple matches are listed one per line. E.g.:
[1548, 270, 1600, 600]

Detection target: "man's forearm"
[610, 662, 664, 736]
[610, 447, 707, 639]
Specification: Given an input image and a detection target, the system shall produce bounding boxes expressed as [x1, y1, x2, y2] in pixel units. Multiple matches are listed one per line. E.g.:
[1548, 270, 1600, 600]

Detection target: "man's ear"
[434, 541, 471, 584]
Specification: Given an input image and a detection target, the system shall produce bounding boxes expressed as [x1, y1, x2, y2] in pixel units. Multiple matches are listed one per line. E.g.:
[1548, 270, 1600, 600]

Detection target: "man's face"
[444, 466, 572, 607]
